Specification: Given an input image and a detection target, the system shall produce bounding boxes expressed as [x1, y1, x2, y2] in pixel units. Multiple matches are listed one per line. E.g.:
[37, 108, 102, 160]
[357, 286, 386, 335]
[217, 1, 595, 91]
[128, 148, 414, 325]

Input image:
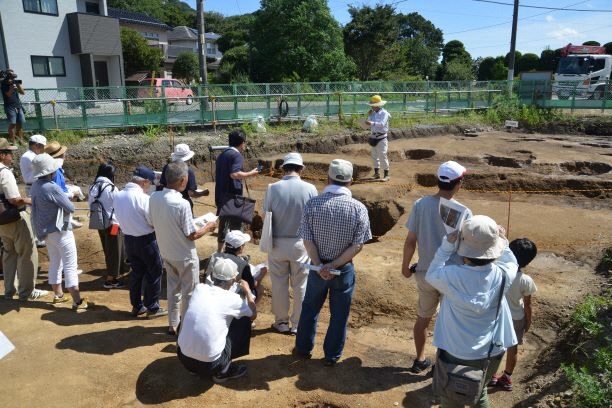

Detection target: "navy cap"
[133, 165, 156, 183]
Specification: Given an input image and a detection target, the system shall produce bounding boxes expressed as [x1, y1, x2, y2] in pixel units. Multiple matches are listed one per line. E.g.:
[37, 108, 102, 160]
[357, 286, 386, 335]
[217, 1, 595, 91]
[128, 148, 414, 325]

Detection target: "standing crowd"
[1, 96, 540, 406]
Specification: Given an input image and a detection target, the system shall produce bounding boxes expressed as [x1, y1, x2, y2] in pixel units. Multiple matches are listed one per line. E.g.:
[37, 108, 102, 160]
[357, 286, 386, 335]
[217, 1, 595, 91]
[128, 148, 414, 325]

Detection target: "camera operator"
[1, 70, 26, 143]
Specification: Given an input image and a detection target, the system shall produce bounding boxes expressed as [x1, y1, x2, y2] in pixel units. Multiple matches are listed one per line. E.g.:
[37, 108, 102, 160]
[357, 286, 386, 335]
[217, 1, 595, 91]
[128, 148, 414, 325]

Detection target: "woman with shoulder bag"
[426, 215, 519, 408]
[88, 163, 126, 289]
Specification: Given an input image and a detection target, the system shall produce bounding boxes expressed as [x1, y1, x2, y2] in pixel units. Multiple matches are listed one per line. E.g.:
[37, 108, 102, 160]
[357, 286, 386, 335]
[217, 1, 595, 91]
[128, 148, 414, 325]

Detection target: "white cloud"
[546, 27, 585, 40]
[545, 15, 554, 23]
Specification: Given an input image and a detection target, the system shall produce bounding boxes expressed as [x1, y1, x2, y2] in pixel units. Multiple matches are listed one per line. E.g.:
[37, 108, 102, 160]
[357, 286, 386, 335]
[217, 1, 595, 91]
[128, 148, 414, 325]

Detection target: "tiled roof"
[167, 26, 221, 41]
[108, 7, 171, 30]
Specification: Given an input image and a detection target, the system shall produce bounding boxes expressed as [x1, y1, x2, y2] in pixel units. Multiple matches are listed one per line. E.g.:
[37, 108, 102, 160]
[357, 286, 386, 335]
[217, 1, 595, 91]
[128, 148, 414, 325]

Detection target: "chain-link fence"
[1, 80, 610, 132]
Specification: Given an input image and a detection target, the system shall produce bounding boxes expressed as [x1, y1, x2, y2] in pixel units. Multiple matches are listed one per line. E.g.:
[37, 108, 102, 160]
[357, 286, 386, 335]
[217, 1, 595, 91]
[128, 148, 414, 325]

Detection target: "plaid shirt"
[299, 188, 371, 262]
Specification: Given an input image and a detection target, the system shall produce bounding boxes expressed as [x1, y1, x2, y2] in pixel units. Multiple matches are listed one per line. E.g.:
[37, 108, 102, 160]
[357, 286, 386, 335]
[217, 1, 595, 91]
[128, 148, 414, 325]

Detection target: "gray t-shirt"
[263, 175, 317, 239]
[405, 195, 472, 272]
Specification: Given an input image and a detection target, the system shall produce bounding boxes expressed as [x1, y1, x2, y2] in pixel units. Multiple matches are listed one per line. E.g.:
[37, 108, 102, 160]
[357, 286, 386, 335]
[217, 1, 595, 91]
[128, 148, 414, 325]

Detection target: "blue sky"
[185, 0, 612, 59]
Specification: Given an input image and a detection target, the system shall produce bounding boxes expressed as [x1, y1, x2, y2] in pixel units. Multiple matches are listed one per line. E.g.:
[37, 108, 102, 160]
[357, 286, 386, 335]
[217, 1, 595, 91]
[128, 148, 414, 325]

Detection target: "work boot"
[372, 169, 380, 179]
[382, 170, 390, 181]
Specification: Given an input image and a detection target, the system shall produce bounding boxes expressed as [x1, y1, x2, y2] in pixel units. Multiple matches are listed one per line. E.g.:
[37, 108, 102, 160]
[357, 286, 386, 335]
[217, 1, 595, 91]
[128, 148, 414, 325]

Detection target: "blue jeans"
[125, 233, 163, 311]
[295, 263, 355, 361]
[5, 106, 25, 125]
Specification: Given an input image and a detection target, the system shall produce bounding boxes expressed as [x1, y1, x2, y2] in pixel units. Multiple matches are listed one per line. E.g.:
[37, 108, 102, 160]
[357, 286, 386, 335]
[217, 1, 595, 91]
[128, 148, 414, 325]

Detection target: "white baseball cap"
[29, 134, 47, 145]
[328, 159, 353, 182]
[437, 161, 467, 182]
[224, 230, 251, 249]
[282, 152, 304, 167]
[457, 215, 507, 259]
[211, 257, 239, 281]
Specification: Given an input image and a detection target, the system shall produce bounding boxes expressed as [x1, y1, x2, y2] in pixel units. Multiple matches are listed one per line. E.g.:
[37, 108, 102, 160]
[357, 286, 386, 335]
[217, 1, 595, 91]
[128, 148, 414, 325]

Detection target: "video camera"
[0, 70, 22, 85]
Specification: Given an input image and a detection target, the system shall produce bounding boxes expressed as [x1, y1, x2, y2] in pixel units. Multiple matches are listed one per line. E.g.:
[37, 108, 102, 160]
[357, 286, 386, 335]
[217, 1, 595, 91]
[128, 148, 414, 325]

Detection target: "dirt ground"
[1, 128, 611, 408]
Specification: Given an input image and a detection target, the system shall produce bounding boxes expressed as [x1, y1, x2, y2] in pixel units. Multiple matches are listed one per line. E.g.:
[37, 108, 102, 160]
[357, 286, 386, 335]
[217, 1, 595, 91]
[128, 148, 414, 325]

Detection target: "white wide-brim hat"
[32, 153, 61, 179]
[171, 143, 195, 162]
[457, 215, 507, 260]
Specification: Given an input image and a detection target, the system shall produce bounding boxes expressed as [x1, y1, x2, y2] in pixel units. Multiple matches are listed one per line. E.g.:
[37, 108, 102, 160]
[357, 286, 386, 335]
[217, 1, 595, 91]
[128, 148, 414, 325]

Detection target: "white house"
[0, 0, 123, 89]
[166, 26, 222, 73]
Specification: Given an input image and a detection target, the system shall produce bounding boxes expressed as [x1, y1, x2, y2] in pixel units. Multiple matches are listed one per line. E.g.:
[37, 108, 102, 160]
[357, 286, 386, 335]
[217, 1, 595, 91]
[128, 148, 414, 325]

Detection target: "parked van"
[128, 77, 194, 105]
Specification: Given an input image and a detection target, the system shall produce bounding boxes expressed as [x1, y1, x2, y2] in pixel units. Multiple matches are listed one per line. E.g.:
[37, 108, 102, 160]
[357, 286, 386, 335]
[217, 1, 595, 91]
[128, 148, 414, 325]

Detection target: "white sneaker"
[29, 289, 49, 300]
[271, 321, 290, 333]
[71, 220, 83, 229]
[76, 269, 83, 275]
[290, 326, 298, 335]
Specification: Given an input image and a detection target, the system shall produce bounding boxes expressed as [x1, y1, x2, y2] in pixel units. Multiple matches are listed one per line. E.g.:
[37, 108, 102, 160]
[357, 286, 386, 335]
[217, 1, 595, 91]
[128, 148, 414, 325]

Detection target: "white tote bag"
[259, 211, 273, 253]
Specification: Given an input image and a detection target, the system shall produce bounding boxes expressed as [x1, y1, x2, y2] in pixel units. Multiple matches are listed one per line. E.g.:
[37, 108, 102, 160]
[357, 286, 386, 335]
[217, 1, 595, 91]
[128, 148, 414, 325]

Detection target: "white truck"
[553, 44, 611, 100]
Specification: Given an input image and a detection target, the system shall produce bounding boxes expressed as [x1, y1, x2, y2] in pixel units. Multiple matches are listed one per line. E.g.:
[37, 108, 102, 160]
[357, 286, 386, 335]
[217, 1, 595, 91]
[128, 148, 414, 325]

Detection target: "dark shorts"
[177, 337, 232, 378]
[5, 107, 25, 125]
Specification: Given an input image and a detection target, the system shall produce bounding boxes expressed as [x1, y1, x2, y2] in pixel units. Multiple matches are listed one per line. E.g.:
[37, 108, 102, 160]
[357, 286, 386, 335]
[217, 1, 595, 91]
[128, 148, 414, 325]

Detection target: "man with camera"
[1, 70, 26, 143]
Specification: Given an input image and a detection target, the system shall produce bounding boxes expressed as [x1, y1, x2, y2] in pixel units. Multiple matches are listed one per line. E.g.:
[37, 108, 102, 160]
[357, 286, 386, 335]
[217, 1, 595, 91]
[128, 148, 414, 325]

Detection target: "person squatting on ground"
[401, 160, 471, 373]
[158, 143, 209, 214]
[30, 153, 89, 310]
[177, 257, 256, 383]
[489, 238, 538, 391]
[113, 165, 167, 319]
[150, 161, 217, 335]
[426, 215, 518, 408]
[294, 159, 372, 366]
[19, 134, 47, 247]
[1, 69, 26, 143]
[365, 95, 391, 181]
[88, 162, 128, 289]
[206, 230, 267, 299]
[44, 141, 86, 202]
[214, 129, 260, 252]
[263, 152, 318, 335]
[0, 138, 47, 301]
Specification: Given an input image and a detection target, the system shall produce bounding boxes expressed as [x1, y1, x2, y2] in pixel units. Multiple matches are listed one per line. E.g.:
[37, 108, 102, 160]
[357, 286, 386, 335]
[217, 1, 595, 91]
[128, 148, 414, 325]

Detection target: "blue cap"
[133, 165, 156, 183]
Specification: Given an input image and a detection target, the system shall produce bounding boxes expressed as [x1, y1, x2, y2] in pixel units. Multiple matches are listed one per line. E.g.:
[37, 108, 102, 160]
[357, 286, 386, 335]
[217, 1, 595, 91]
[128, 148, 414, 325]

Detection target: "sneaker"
[146, 307, 168, 319]
[290, 327, 298, 335]
[324, 358, 338, 367]
[76, 269, 83, 275]
[271, 321, 290, 334]
[372, 172, 381, 180]
[292, 347, 312, 360]
[382, 175, 390, 182]
[212, 363, 247, 383]
[36, 240, 46, 248]
[495, 373, 513, 391]
[71, 220, 83, 229]
[72, 297, 90, 311]
[103, 279, 125, 289]
[409, 358, 432, 373]
[131, 305, 147, 317]
[53, 294, 72, 304]
[488, 373, 500, 386]
[28, 289, 49, 300]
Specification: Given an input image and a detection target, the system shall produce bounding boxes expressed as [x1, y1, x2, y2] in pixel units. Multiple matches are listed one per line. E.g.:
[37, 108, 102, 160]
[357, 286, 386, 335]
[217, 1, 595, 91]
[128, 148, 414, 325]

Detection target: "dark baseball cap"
[133, 165, 156, 183]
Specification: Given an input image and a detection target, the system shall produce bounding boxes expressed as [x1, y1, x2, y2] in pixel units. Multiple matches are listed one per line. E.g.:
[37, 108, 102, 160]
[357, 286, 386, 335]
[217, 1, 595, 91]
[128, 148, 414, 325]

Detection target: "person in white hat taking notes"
[365, 95, 391, 181]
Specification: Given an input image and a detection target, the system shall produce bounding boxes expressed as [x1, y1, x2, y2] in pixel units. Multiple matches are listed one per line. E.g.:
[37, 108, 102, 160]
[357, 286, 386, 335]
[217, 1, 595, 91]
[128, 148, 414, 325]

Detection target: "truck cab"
[553, 44, 611, 100]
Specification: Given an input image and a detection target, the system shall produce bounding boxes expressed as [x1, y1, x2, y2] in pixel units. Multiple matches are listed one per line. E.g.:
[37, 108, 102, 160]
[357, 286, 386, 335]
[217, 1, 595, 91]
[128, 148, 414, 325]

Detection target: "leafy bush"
[561, 293, 612, 407]
[484, 95, 565, 128]
[141, 125, 164, 145]
[46, 129, 86, 145]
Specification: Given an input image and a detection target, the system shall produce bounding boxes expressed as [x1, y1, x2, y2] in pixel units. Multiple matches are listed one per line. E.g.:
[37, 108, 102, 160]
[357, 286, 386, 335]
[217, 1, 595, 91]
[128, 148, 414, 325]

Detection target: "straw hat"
[44, 141, 67, 158]
[367, 95, 387, 107]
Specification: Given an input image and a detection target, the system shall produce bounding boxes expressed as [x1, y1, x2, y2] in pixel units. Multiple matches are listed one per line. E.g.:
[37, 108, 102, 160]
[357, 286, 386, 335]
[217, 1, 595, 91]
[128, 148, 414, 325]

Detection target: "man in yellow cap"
[365, 95, 391, 181]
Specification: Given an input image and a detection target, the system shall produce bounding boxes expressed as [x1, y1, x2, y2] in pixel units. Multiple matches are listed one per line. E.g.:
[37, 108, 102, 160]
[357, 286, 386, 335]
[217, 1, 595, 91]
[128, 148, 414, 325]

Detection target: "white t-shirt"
[19, 149, 36, 184]
[505, 271, 537, 320]
[177, 283, 253, 362]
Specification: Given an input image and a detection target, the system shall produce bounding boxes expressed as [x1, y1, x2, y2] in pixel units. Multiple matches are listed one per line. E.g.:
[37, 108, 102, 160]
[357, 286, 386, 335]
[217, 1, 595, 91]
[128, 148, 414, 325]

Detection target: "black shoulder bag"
[0, 168, 25, 225]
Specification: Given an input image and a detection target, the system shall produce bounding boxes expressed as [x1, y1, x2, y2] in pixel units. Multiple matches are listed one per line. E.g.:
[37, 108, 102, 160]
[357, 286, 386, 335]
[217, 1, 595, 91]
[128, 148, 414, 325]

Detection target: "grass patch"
[45, 129, 87, 145]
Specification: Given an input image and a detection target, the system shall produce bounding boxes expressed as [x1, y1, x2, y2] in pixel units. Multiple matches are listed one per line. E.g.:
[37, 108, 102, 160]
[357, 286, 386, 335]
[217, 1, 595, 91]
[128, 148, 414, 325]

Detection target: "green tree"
[582, 41, 601, 46]
[251, 0, 354, 82]
[477, 57, 496, 80]
[395, 12, 443, 78]
[539, 48, 561, 71]
[603, 42, 612, 54]
[172, 52, 199, 83]
[120, 28, 163, 77]
[108, 0, 195, 27]
[343, 5, 398, 80]
[442, 40, 471, 65]
[216, 45, 250, 83]
[504, 50, 522, 67]
[516, 53, 539, 73]
[442, 60, 475, 81]
[490, 59, 508, 80]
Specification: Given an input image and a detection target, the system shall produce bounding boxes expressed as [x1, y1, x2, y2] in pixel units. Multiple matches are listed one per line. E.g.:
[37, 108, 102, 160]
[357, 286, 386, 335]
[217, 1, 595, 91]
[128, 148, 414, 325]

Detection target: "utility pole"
[507, 0, 519, 83]
[197, 0, 208, 85]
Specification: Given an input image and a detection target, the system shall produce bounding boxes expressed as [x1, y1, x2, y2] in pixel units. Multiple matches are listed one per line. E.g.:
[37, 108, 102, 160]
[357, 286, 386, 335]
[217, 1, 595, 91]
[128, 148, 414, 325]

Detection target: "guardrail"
[0, 80, 609, 132]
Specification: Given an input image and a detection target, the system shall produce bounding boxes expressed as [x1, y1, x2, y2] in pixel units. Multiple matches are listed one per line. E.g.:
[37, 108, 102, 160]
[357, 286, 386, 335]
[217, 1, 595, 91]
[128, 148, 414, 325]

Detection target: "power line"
[473, 0, 612, 12]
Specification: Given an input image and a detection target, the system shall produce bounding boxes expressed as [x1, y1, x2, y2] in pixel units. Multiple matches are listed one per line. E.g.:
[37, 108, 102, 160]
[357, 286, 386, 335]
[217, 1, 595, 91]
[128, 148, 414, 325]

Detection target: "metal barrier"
[0, 80, 609, 132]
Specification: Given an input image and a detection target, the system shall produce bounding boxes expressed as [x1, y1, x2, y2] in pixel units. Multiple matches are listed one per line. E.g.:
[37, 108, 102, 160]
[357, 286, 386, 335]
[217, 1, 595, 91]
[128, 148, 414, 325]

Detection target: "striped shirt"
[299, 186, 371, 262]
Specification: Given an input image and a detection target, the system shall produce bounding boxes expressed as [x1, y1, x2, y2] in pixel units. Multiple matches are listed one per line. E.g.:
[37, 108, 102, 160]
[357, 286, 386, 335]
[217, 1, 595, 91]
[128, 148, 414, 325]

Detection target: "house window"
[23, 0, 59, 16]
[85, 2, 100, 14]
[31, 56, 66, 77]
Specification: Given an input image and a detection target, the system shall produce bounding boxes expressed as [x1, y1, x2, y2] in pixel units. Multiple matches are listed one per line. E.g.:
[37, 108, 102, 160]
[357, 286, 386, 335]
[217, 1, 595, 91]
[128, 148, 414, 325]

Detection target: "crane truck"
[553, 44, 611, 100]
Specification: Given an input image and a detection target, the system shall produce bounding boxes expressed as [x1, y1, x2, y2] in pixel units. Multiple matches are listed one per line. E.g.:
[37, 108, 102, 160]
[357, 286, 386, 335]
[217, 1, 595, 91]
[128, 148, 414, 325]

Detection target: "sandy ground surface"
[1, 130, 611, 408]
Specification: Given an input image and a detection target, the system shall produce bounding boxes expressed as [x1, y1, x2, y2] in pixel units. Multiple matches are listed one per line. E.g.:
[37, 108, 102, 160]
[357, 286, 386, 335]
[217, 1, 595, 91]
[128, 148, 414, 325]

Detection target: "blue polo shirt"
[215, 147, 243, 208]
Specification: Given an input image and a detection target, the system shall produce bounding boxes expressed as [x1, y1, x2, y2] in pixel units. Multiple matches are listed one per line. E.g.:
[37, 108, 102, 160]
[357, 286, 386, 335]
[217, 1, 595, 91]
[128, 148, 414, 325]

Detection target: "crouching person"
[177, 258, 256, 383]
